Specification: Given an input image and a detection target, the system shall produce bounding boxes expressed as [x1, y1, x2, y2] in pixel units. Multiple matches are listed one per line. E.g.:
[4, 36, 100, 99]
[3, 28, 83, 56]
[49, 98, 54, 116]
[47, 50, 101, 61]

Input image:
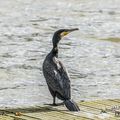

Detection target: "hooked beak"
[68, 28, 79, 32]
[60, 28, 79, 37]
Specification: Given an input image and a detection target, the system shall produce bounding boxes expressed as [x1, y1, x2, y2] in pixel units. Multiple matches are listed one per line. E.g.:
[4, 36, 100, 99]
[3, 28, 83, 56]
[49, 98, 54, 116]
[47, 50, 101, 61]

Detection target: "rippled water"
[0, 0, 120, 108]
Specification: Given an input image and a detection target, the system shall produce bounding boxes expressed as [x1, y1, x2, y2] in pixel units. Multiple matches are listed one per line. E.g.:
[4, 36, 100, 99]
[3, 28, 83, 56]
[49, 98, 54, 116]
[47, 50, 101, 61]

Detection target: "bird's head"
[52, 28, 79, 47]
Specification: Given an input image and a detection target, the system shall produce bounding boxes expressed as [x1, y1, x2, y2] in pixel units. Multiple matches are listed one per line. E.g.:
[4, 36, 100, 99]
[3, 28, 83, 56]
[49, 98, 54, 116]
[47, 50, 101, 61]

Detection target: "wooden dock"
[0, 99, 120, 120]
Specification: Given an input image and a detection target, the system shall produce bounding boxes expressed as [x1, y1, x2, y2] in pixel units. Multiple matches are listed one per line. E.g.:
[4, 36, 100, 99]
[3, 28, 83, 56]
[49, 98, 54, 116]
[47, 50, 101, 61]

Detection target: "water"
[0, 0, 120, 108]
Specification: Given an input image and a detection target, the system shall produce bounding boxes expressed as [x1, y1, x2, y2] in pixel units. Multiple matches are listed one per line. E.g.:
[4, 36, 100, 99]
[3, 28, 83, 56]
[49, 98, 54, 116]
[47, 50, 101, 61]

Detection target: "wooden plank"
[0, 115, 14, 120]
[0, 99, 120, 120]
[79, 100, 120, 120]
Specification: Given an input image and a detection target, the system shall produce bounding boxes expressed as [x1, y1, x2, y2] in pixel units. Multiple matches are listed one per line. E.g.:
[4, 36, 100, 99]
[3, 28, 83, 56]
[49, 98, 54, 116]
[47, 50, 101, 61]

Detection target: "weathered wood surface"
[0, 99, 120, 120]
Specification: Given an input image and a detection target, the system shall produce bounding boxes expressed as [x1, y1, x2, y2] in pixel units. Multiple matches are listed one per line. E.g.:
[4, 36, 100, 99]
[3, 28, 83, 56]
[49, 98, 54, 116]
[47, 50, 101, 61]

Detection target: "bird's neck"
[51, 45, 58, 57]
[51, 36, 60, 57]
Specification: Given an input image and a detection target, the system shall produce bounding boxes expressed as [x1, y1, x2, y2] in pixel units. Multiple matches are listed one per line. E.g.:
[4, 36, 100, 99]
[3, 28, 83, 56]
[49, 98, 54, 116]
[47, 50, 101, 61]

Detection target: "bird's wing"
[43, 57, 71, 99]
[58, 60, 71, 99]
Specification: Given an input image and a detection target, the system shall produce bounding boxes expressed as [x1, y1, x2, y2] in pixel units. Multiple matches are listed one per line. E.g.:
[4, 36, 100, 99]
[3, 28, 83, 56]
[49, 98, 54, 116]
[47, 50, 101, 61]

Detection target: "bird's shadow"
[0, 103, 66, 115]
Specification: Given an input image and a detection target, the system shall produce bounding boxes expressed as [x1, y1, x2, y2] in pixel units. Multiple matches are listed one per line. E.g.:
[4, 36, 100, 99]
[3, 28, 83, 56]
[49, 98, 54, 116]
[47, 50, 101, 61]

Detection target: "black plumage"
[42, 28, 80, 111]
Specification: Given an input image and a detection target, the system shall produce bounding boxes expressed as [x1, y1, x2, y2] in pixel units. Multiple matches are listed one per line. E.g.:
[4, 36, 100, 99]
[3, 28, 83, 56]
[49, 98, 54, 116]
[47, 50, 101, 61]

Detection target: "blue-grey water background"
[0, 0, 120, 108]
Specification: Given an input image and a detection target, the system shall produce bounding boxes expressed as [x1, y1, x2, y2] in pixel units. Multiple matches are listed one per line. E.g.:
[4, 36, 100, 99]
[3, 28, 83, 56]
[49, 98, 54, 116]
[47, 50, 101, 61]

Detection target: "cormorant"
[42, 28, 80, 111]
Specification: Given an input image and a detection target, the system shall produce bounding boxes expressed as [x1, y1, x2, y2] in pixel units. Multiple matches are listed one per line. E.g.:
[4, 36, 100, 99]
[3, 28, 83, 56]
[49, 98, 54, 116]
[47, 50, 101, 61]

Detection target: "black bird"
[42, 28, 80, 111]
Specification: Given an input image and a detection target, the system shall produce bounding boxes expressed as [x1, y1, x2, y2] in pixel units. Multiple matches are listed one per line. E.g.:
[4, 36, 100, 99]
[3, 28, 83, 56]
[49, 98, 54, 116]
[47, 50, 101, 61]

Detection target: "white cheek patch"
[60, 32, 69, 37]
[60, 32, 65, 37]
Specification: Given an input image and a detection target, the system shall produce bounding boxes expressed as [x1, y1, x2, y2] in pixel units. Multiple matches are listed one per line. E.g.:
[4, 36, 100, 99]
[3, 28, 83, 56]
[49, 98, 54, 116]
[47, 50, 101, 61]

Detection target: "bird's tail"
[64, 99, 80, 111]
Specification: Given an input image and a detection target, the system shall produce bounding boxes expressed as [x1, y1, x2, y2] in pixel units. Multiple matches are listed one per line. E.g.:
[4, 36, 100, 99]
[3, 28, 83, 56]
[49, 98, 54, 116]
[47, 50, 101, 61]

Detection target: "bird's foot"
[53, 102, 64, 106]
[44, 103, 57, 106]
[44, 102, 64, 106]
[52, 103, 57, 106]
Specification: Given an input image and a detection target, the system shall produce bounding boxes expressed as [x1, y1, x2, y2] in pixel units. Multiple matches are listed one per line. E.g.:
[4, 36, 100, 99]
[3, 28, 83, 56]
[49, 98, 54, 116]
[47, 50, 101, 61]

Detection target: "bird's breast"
[53, 57, 61, 70]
